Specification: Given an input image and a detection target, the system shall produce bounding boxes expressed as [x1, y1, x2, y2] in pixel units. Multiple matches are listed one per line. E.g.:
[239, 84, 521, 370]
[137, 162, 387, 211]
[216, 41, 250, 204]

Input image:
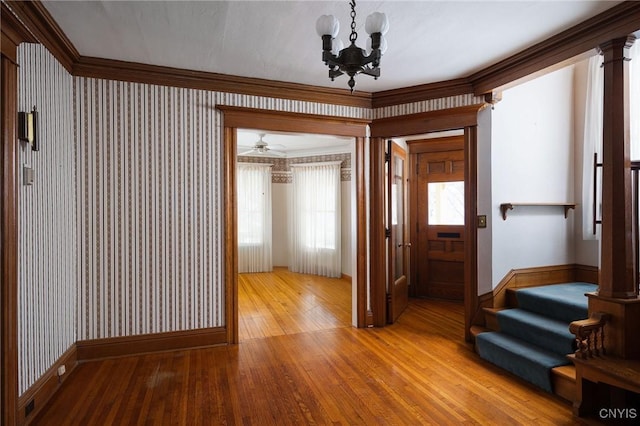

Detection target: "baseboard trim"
[76, 326, 228, 361]
[491, 264, 599, 309]
[18, 343, 78, 425]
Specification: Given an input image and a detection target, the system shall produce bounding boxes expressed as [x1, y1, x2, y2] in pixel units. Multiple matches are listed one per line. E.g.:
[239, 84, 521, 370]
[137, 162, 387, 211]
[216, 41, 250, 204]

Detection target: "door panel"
[415, 148, 465, 300]
[387, 141, 409, 323]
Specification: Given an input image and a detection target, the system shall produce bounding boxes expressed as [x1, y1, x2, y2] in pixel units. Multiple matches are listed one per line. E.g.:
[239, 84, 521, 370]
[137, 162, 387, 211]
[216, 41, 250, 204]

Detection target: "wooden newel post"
[598, 35, 638, 299]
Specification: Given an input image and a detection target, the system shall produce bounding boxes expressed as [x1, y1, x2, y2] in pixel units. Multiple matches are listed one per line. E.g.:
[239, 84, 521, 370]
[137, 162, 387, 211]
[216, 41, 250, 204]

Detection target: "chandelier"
[316, 0, 389, 92]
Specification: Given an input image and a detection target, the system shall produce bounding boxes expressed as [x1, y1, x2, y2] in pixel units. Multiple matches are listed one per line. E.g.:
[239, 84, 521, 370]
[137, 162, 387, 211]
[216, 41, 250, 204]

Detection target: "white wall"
[477, 107, 493, 295]
[489, 66, 576, 287]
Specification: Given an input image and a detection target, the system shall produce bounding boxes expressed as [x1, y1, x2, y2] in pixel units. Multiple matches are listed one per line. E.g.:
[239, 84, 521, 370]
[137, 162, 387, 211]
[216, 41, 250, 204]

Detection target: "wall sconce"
[18, 106, 38, 151]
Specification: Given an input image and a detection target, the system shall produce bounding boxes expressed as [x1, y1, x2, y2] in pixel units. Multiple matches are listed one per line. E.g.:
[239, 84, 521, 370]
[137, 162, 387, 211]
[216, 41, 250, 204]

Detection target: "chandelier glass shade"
[316, 1, 389, 92]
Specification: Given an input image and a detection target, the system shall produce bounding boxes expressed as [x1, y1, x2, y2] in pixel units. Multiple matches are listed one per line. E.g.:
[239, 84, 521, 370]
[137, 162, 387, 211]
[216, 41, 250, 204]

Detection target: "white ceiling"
[237, 129, 352, 157]
[42, 0, 622, 93]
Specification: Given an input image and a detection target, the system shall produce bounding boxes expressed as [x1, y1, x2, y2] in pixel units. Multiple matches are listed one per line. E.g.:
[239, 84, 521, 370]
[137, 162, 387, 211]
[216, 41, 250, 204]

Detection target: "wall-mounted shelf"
[500, 203, 576, 220]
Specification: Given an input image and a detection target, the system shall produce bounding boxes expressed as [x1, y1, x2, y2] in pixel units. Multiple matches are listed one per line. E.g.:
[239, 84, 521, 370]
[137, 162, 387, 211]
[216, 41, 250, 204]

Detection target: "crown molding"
[4, 0, 78, 72]
[371, 78, 473, 109]
[470, 1, 640, 95]
[1, 3, 37, 61]
[7, 0, 640, 108]
[73, 56, 372, 109]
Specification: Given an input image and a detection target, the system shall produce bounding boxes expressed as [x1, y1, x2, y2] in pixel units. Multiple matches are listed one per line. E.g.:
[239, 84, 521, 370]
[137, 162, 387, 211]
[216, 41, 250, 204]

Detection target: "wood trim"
[470, 1, 640, 95]
[18, 344, 77, 425]
[371, 78, 474, 109]
[217, 106, 369, 137]
[575, 264, 599, 284]
[355, 136, 369, 327]
[370, 104, 486, 137]
[369, 137, 387, 326]
[75, 56, 372, 109]
[1, 3, 37, 61]
[218, 107, 371, 335]
[224, 127, 239, 344]
[4, 0, 78, 72]
[464, 126, 478, 342]
[1, 6, 26, 422]
[407, 136, 465, 154]
[76, 327, 227, 361]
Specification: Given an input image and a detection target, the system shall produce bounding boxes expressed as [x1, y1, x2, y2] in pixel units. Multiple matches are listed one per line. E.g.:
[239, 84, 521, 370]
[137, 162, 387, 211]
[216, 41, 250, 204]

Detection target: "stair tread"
[496, 308, 574, 334]
[476, 331, 570, 393]
[514, 282, 597, 322]
[477, 332, 570, 365]
[552, 365, 576, 380]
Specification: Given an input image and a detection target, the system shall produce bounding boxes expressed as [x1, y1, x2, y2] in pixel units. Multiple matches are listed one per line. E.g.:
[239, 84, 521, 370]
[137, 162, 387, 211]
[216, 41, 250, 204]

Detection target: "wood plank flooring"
[32, 270, 597, 425]
[238, 268, 351, 340]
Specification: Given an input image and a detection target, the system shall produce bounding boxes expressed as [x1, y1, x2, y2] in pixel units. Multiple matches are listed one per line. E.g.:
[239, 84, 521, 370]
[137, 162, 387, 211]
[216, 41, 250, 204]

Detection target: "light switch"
[23, 165, 34, 186]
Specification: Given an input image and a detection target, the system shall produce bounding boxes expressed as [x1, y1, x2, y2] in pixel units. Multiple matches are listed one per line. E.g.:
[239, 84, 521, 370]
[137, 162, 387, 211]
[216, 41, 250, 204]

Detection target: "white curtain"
[581, 52, 604, 240]
[289, 162, 342, 278]
[237, 163, 272, 273]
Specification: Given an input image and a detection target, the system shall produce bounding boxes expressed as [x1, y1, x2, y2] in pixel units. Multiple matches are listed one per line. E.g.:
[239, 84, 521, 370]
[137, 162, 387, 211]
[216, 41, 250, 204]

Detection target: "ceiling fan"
[238, 133, 286, 157]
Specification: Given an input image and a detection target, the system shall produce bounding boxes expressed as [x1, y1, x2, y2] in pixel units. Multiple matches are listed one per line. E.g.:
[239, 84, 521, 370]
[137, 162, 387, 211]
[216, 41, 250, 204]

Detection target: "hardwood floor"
[32, 270, 596, 425]
[238, 268, 351, 340]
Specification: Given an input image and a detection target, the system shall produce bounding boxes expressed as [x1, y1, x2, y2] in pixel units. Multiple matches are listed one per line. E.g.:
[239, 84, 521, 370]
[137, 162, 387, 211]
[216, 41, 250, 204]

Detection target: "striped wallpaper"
[373, 93, 486, 119]
[17, 43, 77, 395]
[16, 40, 483, 396]
[75, 80, 225, 338]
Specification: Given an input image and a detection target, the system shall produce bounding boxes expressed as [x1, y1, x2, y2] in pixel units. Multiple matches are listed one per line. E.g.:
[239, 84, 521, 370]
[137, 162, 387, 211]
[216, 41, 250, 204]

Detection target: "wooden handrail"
[569, 312, 610, 360]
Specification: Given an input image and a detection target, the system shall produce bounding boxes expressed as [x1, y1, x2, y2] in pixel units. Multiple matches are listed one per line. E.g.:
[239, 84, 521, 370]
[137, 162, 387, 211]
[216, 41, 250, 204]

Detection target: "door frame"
[218, 106, 371, 343]
[370, 104, 485, 341]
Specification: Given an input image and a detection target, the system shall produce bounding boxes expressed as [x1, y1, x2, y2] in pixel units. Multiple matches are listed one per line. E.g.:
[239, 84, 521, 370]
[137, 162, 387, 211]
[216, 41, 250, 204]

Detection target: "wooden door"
[414, 148, 465, 300]
[387, 141, 410, 323]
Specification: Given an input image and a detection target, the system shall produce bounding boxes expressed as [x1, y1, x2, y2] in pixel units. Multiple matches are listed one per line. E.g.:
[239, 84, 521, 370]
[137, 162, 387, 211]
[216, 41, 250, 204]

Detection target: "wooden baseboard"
[341, 273, 352, 282]
[76, 326, 228, 361]
[485, 264, 599, 311]
[19, 343, 77, 425]
[19, 327, 227, 423]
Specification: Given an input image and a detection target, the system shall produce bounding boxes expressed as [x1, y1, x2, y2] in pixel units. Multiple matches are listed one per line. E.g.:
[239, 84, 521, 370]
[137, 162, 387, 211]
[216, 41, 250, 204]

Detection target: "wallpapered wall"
[16, 42, 482, 395]
[17, 44, 77, 394]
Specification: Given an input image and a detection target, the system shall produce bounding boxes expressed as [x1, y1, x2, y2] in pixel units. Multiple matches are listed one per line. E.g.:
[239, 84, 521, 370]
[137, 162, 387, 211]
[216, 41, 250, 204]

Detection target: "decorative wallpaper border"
[238, 153, 351, 183]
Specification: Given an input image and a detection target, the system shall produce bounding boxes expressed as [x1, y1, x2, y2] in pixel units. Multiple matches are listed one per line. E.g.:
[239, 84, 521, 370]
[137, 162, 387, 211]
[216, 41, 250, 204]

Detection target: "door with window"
[413, 141, 465, 300]
[387, 141, 410, 322]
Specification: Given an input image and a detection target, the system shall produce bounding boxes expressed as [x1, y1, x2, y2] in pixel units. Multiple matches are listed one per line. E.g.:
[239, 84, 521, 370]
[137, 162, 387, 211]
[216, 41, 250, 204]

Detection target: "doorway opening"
[219, 105, 370, 344]
[235, 129, 356, 341]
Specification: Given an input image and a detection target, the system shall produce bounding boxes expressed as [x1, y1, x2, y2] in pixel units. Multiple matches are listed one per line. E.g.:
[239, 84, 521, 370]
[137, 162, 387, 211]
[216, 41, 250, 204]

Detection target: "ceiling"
[41, 0, 622, 93]
[237, 129, 352, 157]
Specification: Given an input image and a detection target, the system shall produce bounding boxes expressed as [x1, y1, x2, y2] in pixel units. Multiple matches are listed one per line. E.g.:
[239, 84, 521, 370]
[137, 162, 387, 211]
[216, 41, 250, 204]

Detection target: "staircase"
[472, 282, 598, 400]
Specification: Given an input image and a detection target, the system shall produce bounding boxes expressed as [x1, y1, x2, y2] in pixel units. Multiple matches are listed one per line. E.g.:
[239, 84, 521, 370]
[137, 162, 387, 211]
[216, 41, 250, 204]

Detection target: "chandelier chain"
[349, 0, 357, 43]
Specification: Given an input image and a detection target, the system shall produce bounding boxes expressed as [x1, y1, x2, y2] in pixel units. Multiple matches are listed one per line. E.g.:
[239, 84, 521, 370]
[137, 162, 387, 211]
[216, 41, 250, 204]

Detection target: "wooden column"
[598, 36, 637, 299]
[589, 36, 640, 360]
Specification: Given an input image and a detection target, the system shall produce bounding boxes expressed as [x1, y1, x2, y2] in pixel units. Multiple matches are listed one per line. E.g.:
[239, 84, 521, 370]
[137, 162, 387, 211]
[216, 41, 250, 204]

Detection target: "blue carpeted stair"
[476, 282, 598, 393]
